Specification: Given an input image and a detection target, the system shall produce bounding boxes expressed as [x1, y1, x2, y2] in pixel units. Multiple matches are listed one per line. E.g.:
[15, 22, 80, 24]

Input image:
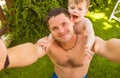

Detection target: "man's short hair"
[46, 7, 71, 23]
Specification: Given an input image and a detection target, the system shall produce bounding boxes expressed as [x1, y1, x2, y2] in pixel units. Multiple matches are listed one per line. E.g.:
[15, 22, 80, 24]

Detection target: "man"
[0, 8, 120, 78]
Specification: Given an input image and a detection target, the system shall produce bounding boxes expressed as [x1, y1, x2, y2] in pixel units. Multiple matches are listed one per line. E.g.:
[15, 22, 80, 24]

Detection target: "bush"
[6, 0, 114, 46]
[6, 0, 60, 46]
[55, 0, 114, 11]
[89, 0, 113, 11]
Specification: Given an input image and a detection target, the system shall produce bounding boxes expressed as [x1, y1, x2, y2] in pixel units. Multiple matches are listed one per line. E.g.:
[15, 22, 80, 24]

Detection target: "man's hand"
[0, 39, 7, 71]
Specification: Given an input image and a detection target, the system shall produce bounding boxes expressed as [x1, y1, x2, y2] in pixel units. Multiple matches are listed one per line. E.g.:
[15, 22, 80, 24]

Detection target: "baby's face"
[68, 1, 88, 23]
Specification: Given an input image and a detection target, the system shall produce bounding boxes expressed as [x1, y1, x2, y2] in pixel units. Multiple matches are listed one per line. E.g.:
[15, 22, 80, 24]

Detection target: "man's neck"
[59, 34, 78, 51]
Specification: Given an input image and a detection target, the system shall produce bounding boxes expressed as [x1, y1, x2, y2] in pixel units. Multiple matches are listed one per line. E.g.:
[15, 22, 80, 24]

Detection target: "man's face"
[48, 13, 74, 43]
[68, 1, 88, 23]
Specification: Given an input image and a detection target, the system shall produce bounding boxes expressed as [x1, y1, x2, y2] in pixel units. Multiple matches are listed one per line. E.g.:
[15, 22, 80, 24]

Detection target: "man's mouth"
[59, 34, 67, 39]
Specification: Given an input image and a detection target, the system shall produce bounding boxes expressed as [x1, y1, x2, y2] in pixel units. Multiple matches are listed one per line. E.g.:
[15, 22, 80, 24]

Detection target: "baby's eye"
[78, 8, 82, 10]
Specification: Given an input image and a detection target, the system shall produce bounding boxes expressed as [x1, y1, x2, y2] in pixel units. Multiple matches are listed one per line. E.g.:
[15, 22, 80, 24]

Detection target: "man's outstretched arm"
[7, 42, 46, 68]
[0, 40, 47, 71]
[0, 35, 53, 71]
[94, 37, 120, 63]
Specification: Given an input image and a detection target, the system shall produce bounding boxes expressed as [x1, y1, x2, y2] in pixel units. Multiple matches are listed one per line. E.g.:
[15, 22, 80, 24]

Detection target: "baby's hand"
[85, 45, 91, 53]
[36, 36, 53, 52]
[48, 33, 55, 43]
[85, 45, 94, 56]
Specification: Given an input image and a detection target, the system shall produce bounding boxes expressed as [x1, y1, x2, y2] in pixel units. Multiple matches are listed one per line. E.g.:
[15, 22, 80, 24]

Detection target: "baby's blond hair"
[68, 0, 90, 9]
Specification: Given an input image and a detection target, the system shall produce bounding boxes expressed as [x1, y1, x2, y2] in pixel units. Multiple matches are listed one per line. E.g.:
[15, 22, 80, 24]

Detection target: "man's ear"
[71, 21, 74, 26]
[69, 17, 74, 25]
[70, 17, 74, 22]
[70, 17, 72, 21]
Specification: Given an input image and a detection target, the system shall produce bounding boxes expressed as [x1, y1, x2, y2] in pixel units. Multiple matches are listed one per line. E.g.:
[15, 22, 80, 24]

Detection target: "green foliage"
[6, 0, 116, 46]
[6, 0, 60, 45]
[56, 0, 115, 11]
[90, 0, 114, 11]
[57, 0, 68, 8]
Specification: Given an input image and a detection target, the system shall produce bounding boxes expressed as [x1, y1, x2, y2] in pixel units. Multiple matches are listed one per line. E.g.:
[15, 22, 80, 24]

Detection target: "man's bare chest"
[57, 51, 86, 67]
[49, 39, 89, 67]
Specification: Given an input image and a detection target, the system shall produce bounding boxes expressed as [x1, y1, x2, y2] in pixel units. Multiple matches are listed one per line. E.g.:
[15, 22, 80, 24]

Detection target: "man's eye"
[62, 22, 68, 27]
[70, 7, 75, 9]
[52, 27, 58, 31]
[62, 23, 66, 26]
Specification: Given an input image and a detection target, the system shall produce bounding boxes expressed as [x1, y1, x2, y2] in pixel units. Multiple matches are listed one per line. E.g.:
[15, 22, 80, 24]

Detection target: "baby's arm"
[84, 18, 95, 49]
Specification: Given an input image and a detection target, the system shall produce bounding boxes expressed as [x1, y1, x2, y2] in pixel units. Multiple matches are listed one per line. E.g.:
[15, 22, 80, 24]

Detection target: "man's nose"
[58, 26, 65, 33]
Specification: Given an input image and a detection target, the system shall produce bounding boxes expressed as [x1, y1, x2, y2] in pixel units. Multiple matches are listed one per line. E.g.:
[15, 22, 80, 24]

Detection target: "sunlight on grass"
[93, 13, 105, 19]
[103, 22, 112, 30]
[109, 20, 116, 23]
[88, 12, 105, 19]
[116, 24, 120, 28]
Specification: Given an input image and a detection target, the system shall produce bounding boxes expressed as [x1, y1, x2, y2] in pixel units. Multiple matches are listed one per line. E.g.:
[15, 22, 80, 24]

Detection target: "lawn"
[0, 1, 120, 78]
[87, 1, 120, 78]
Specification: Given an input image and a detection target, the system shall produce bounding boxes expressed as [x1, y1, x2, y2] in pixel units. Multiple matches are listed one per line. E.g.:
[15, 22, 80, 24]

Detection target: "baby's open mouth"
[72, 15, 78, 21]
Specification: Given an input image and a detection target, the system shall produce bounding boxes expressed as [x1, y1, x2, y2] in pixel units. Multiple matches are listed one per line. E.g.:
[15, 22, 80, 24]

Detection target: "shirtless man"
[0, 8, 120, 78]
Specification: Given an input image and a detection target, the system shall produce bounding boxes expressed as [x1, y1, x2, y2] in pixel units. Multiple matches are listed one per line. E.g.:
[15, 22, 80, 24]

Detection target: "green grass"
[0, 1, 120, 78]
[87, 1, 120, 78]
[0, 56, 54, 78]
